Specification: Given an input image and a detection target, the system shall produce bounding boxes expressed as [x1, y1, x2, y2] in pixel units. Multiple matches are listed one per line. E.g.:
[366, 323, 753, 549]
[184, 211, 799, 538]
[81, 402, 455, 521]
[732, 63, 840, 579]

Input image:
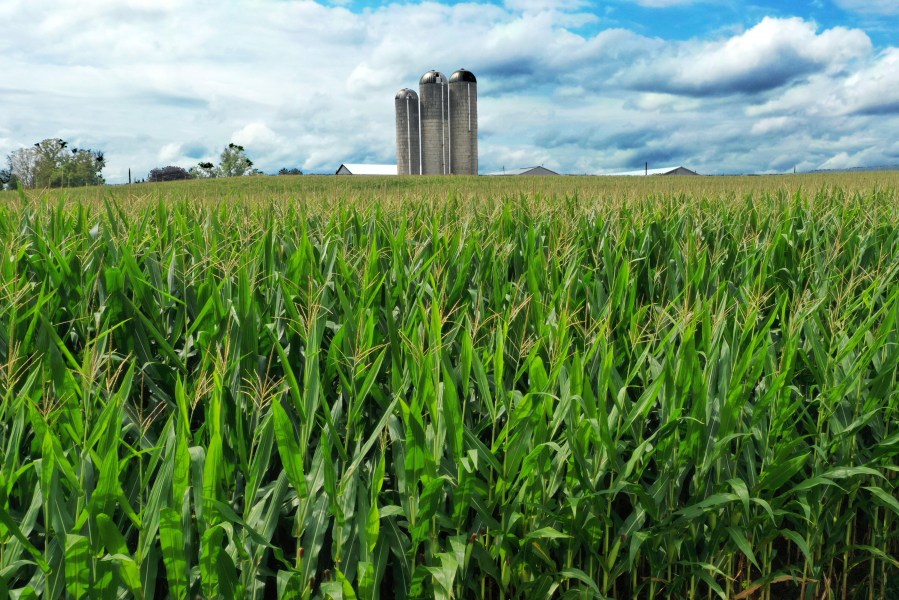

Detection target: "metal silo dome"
[419, 70, 449, 175]
[395, 88, 421, 175]
[420, 70, 448, 86]
[448, 68, 478, 175]
[449, 68, 477, 84]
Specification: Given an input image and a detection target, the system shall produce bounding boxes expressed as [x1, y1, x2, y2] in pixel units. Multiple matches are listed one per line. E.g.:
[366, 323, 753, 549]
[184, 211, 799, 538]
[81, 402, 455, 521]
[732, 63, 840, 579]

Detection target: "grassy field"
[1, 173, 898, 599]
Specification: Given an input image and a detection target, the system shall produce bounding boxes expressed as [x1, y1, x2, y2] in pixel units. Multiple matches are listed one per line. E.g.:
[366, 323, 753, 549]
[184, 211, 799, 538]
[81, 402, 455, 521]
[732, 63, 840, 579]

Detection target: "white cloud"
[232, 122, 281, 151]
[628, 0, 699, 6]
[815, 144, 893, 170]
[835, 0, 899, 15]
[750, 116, 798, 136]
[504, 0, 588, 11]
[0, 3, 897, 181]
[158, 143, 184, 165]
[619, 17, 871, 96]
[819, 152, 857, 170]
[840, 48, 899, 115]
[749, 48, 899, 118]
[631, 92, 703, 112]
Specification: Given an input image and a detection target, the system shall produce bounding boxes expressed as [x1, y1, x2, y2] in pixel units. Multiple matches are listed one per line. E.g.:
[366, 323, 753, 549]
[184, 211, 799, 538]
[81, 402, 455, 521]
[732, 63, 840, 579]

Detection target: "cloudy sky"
[2, 0, 898, 181]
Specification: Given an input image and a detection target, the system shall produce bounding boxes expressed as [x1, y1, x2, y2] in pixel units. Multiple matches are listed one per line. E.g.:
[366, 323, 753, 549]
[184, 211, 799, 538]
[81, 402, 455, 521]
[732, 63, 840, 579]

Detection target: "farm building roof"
[336, 164, 397, 176]
[485, 166, 559, 176]
[605, 166, 699, 176]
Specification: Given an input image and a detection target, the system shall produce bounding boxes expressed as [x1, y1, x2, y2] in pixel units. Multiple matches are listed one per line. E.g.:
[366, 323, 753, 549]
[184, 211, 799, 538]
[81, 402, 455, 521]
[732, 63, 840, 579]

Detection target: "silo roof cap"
[395, 88, 419, 100]
[450, 69, 477, 83]
[419, 70, 447, 85]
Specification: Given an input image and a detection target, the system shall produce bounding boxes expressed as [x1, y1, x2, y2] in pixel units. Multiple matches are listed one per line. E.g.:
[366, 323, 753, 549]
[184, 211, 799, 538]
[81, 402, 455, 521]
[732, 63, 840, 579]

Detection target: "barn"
[335, 164, 397, 176]
[486, 166, 559, 176]
[607, 166, 700, 176]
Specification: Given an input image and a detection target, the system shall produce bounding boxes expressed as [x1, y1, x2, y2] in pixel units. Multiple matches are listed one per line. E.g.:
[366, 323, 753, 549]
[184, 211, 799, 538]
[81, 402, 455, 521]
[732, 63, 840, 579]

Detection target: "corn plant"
[0, 177, 897, 599]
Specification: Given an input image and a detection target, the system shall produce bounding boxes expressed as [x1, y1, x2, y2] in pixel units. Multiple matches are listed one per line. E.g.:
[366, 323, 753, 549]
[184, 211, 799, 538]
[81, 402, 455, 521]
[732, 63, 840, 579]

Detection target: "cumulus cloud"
[835, 0, 899, 15]
[619, 17, 871, 96]
[0, 2, 897, 180]
[749, 48, 899, 118]
[628, 0, 700, 6]
[504, 0, 589, 11]
[840, 48, 899, 115]
[750, 116, 800, 136]
[158, 143, 185, 165]
[231, 122, 281, 151]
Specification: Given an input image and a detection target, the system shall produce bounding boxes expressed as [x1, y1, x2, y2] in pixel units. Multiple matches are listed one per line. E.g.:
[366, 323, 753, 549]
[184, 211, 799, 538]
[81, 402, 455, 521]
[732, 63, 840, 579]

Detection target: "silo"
[448, 68, 478, 175]
[395, 88, 421, 175]
[419, 70, 448, 175]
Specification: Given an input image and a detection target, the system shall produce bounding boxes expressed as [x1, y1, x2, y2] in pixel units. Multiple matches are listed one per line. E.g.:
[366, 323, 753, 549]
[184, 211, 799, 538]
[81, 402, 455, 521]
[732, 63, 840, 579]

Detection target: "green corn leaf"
[64, 534, 92, 600]
[442, 365, 464, 461]
[676, 493, 739, 519]
[781, 529, 813, 565]
[277, 570, 305, 600]
[172, 378, 192, 505]
[525, 527, 572, 542]
[864, 485, 899, 516]
[790, 475, 843, 493]
[559, 568, 605, 597]
[425, 552, 459, 600]
[412, 477, 446, 544]
[267, 326, 306, 422]
[123, 297, 186, 370]
[95, 513, 143, 596]
[843, 545, 899, 568]
[90, 446, 120, 516]
[202, 433, 223, 522]
[200, 524, 237, 599]
[300, 494, 331, 589]
[758, 452, 809, 492]
[726, 527, 759, 569]
[159, 507, 189, 600]
[357, 561, 376, 600]
[272, 398, 308, 497]
[0, 503, 50, 573]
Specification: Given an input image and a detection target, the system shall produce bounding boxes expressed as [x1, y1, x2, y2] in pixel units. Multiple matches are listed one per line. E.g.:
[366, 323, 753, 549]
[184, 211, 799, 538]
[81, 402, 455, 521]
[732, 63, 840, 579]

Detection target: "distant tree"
[218, 143, 255, 177]
[278, 167, 303, 176]
[190, 144, 257, 178]
[190, 162, 216, 179]
[7, 146, 39, 188]
[5, 139, 104, 188]
[147, 165, 192, 182]
[32, 139, 68, 187]
[0, 166, 13, 190]
[61, 147, 106, 187]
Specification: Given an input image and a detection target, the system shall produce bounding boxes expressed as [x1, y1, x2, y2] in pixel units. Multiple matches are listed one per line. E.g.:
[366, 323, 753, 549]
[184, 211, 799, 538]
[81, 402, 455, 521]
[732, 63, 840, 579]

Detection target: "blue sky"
[1, 0, 898, 180]
[336, 0, 898, 44]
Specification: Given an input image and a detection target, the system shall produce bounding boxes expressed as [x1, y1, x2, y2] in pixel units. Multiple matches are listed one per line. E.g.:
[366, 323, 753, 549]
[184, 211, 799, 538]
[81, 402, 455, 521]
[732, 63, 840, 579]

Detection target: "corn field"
[0, 177, 898, 599]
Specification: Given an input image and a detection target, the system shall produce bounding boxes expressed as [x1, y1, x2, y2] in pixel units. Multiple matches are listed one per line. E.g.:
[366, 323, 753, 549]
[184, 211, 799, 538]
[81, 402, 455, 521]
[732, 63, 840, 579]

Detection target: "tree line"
[0, 139, 105, 190]
[1, 140, 303, 190]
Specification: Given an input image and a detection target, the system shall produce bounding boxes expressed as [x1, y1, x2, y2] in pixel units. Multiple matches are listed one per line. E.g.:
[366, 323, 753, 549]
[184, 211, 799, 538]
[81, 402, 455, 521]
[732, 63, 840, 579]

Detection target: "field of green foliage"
[1, 174, 898, 599]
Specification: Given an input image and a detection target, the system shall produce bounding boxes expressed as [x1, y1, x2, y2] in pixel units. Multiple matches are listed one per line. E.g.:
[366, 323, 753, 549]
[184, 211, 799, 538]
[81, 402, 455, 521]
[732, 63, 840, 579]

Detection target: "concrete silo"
[395, 88, 421, 176]
[448, 68, 477, 175]
[419, 70, 449, 175]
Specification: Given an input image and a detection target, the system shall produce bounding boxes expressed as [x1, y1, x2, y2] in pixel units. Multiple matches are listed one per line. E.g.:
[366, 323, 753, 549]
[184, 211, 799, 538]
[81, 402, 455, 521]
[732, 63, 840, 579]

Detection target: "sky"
[1, 0, 899, 182]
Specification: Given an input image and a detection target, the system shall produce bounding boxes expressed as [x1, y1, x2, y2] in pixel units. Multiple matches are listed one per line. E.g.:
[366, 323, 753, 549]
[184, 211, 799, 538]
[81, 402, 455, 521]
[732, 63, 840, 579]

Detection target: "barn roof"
[336, 164, 397, 175]
[485, 166, 559, 176]
[604, 166, 699, 176]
